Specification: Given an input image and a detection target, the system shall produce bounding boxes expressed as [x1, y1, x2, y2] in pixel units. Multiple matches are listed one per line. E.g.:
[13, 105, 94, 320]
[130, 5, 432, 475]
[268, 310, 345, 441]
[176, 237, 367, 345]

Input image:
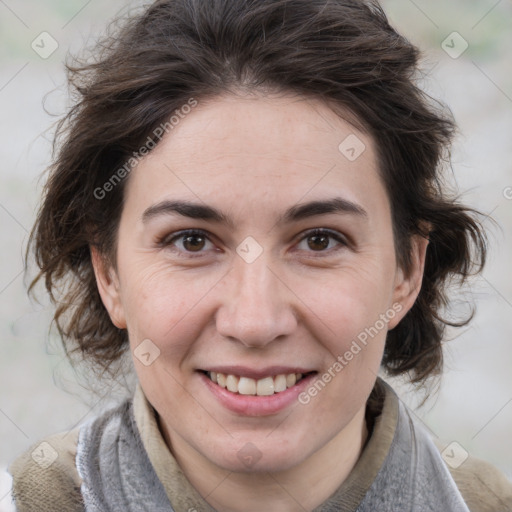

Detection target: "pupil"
[183, 235, 205, 251]
[308, 234, 329, 251]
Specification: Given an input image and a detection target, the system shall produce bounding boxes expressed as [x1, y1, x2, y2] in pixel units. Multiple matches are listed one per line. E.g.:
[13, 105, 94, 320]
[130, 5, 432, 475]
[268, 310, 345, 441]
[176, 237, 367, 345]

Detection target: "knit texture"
[76, 380, 469, 511]
[9, 378, 512, 511]
[76, 401, 171, 511]
[9, 429, 83, 512]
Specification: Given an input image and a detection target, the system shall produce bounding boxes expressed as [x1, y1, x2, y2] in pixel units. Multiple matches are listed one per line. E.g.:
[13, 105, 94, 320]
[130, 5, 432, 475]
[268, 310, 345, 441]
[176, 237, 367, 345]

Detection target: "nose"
[215, 253, 297, 348]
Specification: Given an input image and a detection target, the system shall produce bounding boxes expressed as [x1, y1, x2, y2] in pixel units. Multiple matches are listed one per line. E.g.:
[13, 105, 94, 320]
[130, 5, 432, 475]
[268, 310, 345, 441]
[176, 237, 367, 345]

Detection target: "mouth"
[198, 369, 317, 397]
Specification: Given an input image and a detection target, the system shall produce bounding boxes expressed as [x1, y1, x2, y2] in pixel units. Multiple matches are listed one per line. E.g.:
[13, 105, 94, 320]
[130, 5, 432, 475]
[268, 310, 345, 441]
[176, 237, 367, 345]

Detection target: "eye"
[160, 229, 216, 256]
[296, 228, 347, 254]
[159, 227, 347, 258]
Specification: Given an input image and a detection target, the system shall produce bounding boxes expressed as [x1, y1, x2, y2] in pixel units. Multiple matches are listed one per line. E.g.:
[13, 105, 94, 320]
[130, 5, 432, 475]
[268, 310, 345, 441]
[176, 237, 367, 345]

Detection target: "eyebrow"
[141, 197, 367, 226]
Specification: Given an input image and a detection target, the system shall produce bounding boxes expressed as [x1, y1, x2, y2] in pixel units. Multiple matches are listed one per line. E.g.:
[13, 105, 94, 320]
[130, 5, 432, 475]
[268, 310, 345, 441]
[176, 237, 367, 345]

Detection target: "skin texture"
[92, 92, 428, 512]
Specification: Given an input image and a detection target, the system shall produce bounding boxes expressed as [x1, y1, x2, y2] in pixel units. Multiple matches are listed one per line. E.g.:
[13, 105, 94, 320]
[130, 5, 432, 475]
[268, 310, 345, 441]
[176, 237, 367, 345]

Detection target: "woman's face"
[93, 93, 426, 474]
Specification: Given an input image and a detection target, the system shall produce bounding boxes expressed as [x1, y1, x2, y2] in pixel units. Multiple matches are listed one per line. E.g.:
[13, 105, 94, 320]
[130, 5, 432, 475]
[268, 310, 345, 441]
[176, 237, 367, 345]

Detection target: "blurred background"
[0, 0, 511, 508]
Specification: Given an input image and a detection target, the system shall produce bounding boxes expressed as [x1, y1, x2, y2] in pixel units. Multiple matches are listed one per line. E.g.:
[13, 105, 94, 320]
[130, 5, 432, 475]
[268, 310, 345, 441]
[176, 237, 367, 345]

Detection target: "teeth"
[216, 373, 227, 388]
[256, 377, 274, 396]
[207, 371, 306, 396]
[238, 377, 256, 395]
[226, 374, 239, 393]
[274, 374, 287, 392]
[286, 374, 296, 387]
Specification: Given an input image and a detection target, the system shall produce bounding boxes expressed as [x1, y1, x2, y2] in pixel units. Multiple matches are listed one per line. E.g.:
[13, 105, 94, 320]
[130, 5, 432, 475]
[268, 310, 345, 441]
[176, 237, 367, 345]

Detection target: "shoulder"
[9, 428, 84, 512]
[383, 382, 512, 511]
[436, 441, 512, 512]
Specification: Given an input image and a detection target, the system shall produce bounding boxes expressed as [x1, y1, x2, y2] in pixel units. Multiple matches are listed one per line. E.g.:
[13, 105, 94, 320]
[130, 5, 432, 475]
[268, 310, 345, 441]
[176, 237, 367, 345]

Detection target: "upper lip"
[199, 366, 316, 380]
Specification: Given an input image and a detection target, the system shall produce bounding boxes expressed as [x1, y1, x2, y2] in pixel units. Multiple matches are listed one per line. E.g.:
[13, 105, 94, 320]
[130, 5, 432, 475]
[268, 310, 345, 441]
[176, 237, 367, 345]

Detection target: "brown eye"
[296, 228, 346, 254]
[182, 233, 206, 252]
[161, 229, 215, 256]
[307, 233, 330, 251]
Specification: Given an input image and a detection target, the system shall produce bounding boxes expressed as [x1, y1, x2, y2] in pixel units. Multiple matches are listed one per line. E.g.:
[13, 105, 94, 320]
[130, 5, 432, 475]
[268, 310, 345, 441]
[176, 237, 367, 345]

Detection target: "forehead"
[123, 93, 388, 223]
[148, 93, 370, 166]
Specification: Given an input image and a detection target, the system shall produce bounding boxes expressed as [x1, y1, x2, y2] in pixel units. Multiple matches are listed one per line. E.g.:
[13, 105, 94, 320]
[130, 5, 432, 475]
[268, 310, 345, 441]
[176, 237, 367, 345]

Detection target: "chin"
[202, 435, 310, 474]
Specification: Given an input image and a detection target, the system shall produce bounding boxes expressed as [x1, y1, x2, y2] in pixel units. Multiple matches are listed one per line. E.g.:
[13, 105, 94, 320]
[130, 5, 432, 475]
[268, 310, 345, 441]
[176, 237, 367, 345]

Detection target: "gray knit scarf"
[76, 396, 470, 511]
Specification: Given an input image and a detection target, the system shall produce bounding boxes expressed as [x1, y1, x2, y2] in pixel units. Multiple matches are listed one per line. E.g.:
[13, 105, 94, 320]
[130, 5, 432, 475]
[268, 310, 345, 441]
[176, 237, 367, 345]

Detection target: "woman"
[9, 0, 512, 510]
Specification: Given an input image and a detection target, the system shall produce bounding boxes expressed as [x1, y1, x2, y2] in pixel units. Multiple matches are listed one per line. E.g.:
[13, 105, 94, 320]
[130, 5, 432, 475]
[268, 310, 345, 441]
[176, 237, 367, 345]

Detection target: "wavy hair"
[27, 0, 487, 385]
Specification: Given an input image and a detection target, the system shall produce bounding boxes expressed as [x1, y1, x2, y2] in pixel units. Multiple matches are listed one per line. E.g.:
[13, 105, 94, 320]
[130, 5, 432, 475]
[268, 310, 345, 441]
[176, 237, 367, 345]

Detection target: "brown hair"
[27, 0, 487, 385]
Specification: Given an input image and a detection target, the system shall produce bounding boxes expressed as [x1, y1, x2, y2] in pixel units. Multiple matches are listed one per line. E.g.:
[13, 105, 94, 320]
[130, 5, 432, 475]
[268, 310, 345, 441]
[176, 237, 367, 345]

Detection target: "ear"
[387, 233, 430, 330]
[90, 246, 127, 329]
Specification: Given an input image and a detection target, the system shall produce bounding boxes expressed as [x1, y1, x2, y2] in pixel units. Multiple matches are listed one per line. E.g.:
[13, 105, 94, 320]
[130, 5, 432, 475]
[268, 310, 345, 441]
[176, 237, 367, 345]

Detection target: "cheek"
[298, 263, 394, 337]
[293, 259, 395, 381]
[118, 259, 216, 348]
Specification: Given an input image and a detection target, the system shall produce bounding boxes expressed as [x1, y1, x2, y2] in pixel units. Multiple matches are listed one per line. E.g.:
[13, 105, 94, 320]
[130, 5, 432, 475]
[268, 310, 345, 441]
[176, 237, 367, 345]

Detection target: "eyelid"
[158, 228, 217, 257]
[159, 227, 349, 257]
[159, 228, 211, 244]
[293, 228, 349, 254]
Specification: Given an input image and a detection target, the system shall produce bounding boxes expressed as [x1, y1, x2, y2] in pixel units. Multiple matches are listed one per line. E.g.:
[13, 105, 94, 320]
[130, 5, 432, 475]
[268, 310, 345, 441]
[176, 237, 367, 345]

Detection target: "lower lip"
[198, 371, 317, 416]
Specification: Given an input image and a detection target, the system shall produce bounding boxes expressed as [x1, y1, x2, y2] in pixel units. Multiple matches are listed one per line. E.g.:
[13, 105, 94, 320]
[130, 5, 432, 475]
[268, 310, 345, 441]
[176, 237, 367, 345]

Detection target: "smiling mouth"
[200, 370, 316, 397]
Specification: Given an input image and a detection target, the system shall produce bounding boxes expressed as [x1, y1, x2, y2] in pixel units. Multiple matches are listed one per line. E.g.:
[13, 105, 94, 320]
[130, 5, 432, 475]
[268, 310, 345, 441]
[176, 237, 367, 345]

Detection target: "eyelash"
[159, 228, 348, 258]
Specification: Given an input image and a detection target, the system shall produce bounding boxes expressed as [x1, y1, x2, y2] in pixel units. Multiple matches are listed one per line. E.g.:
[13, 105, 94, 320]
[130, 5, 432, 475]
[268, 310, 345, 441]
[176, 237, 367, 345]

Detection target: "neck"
[161, 406, 369, 512]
